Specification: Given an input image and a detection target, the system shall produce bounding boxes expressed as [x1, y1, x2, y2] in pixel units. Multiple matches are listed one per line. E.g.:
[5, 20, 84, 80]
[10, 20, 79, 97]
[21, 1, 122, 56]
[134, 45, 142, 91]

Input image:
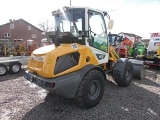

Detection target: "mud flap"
[129, 59, 145, 80]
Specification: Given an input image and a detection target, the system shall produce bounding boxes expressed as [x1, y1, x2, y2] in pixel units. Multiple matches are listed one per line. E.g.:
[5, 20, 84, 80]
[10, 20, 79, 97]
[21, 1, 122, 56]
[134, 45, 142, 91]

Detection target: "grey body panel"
[24, 64, 106, 98]
[25, 71, 82, 98]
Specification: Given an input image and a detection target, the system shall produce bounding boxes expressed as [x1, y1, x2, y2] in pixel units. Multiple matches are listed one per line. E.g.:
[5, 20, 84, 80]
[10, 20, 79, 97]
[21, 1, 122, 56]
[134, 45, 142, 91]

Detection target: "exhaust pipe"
[129, 59, 145, 80]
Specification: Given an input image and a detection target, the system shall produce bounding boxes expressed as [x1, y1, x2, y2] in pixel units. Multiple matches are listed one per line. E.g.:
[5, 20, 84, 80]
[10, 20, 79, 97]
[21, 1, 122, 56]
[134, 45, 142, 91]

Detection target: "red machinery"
[26, 40, 36, 55]
[13, 39, 36, 56]
[118, 37, 133, 58]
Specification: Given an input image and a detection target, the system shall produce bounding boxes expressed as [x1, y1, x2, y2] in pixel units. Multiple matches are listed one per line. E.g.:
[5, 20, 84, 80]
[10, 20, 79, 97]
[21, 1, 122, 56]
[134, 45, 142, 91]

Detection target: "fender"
[113, 58, 145, 80]
[77, 64, 107, 81]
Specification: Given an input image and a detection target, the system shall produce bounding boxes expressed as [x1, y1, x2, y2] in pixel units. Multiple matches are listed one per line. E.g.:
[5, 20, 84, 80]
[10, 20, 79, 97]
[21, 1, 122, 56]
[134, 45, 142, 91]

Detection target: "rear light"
[31, 54, 46, 61]
[45, 82, 55, 88]
[50, 83, 55, 87]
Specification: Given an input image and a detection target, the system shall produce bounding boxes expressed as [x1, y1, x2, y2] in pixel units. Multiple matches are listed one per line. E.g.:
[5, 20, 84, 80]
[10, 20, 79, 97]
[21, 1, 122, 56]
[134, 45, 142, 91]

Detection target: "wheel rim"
[0, 66, 6, 75]
[88, 80, 101, 100]
[126, 68, 132, 81]
[12, 65, 20, 73]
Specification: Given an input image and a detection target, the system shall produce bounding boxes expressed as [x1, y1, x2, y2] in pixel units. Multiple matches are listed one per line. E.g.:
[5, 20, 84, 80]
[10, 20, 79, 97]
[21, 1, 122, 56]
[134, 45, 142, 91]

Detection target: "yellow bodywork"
[108, 46, 119, 62]
[28, 43, 99, 78]
[157, 45, 160, 55]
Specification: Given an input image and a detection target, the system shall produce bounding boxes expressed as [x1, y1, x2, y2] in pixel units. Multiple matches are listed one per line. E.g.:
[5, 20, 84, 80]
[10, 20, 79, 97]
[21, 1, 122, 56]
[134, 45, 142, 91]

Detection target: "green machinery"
[128, 42, 147, 58]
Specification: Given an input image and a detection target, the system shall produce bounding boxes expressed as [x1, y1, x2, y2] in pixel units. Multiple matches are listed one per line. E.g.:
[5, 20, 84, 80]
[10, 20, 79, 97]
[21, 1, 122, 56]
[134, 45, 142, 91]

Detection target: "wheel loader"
[24, 6, 144, 108]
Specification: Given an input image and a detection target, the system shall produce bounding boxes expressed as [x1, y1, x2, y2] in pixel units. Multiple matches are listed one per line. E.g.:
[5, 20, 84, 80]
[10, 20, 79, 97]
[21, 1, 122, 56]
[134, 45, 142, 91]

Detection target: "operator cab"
[50, 6, 113, 47]
[50, 7, 85, 45]
[50, 6, 114, 64]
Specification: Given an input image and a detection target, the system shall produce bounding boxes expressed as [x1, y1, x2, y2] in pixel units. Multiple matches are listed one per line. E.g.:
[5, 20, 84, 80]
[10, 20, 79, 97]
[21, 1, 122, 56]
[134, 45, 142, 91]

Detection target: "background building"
[118, 32, 142, 44]
[0, 19, 43, 47]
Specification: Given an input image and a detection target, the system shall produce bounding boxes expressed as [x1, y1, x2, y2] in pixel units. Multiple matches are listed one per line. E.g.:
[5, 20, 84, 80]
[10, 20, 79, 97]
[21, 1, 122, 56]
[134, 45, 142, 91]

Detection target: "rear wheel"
[9, 62, 21, 74]
[75, 69, 105, 108]
[113, 61, 133, 87]
[0, 64, 8, 76]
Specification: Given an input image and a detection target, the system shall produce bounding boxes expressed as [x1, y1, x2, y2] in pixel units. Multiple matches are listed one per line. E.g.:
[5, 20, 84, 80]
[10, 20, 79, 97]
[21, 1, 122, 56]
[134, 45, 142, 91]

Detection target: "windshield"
[54, 8, 85, 37]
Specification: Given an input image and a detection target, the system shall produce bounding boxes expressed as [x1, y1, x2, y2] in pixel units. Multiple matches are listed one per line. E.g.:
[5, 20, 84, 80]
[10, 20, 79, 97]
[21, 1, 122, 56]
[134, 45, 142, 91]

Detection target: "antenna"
[70, 0, 71, 6]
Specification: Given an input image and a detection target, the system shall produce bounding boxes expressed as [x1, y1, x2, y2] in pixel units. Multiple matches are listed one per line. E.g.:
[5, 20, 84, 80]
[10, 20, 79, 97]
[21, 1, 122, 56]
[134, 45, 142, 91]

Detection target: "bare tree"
[38, 20, 53, 38]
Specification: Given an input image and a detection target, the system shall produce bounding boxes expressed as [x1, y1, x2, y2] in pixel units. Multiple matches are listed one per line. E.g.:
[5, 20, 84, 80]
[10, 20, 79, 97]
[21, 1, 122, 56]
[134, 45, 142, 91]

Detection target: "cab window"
[88, 10, 108, 52]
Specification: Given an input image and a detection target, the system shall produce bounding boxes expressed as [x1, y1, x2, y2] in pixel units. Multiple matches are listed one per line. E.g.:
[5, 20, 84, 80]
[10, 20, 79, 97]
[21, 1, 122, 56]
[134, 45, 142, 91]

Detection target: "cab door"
[87, 10, 108, 64]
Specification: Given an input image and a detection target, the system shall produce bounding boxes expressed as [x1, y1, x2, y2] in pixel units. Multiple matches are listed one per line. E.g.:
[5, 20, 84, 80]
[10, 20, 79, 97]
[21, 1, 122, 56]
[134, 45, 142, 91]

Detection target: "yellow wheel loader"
[24, 6, 144, 108]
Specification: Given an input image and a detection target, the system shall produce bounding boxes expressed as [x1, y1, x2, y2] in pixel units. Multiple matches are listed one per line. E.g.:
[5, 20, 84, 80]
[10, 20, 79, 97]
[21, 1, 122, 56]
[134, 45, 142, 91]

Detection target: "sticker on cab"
[47, 57, 52, 64]
[71, 44, 78, 49]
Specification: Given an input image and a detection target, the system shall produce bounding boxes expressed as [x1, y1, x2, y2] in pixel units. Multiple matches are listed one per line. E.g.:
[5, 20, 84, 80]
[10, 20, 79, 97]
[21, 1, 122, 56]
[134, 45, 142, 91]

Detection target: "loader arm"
[109, 45, 120, 63]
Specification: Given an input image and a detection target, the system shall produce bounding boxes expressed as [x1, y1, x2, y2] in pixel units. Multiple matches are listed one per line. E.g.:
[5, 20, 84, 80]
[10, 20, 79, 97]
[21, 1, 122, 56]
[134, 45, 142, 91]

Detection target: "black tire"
[0, 64, 8, 76]
[113, 61, 133, 87]
[9, 62, 21, 74]
[75, 69, 105, 108]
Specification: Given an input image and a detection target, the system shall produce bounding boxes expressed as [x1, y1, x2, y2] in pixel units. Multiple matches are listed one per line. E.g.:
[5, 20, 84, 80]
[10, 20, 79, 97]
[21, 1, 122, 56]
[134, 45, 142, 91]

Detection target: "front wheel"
[113, 61, 133, 87]
[75, 69, 105, 108]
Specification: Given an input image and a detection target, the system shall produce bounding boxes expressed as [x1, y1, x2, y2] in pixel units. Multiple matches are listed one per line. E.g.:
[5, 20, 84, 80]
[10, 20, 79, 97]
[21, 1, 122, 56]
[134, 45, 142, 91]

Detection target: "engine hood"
[27, 43, 99, 78]
[33, 44, 56, 55]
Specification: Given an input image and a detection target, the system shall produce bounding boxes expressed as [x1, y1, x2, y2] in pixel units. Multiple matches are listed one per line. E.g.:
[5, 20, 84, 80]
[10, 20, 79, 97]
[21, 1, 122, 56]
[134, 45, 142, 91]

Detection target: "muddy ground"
[0, 67, 160, 120]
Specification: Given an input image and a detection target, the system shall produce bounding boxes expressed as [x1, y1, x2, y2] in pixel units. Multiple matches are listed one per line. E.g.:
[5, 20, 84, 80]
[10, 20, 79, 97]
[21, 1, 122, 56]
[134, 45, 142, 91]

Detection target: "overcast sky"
[0, 0, 160, 38]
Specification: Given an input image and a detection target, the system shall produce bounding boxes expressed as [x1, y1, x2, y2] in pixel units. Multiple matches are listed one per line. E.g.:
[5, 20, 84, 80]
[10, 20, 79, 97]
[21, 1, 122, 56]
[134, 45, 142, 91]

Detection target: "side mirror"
[108, 20, 114, 30]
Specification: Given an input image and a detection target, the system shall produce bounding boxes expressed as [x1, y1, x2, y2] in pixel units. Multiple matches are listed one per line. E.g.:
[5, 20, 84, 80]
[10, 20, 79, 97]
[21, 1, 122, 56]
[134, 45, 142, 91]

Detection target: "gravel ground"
[0, 67, 160, 120]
